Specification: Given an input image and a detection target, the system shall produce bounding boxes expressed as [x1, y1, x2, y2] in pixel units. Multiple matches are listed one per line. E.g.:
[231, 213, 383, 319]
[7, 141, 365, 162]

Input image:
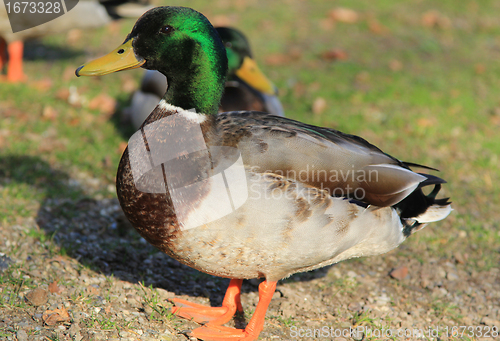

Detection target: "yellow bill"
[235, 56, 276, 95]
[76, 39, 145, 77]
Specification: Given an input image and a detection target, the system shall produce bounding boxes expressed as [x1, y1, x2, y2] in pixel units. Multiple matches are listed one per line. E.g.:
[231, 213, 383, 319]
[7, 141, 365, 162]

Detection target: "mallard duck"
[76, 6, 451, 341]
[123, 26, 283, 129]
[0, 0, 151, 82]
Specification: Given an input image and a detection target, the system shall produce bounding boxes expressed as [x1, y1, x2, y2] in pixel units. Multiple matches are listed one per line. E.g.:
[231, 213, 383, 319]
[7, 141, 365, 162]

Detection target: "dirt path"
[1, 196, 498, 341]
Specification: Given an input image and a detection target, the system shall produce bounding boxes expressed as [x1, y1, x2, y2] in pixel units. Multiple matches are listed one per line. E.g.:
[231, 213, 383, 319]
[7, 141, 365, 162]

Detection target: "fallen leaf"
[210, 14, 236, 27]
[265, 53, 291, 66]
[319, 18, 335, 31]
[69, 118, 80, 126]
[368, 19, 387, 34]
[437, 15, 452, 29]
[475, 63, 485, 74]
[355, 71, 370, 83]
[329, 8, 359, 23]
[42, 307, 71, 325]
[88, 94, 117, 116]
[484, 172, 492, 188]
[293, 82, 306, 98]
[121, 76, 138, 93]
[312, 97, 327, 115]
[31, 78, 52, 91]
[490, 115, 500, 126]
[321, 49, 348, 62]
[450, 89, 460, 98]
[389, 266, 408, 280]
[107, 20, 122, 34]
[417, 117, 435, 128]
[48, 255, 67, 263]
[86, 285, 99, 296]
[421, 10, 440, 27]
[348, 302, 362, 312]
[66, 29, 82, 45]
[25, 287, 48, 306]
[389, 59, 403, 71]
[309, 82, 321, 92]
[56, 88, 70, 102]
[421, 10, 451, 29]
[42, 106, 57, 121]
[48, 280, 61, 294]
[288, 47, 302, 61]
[63, 66, 77, 81]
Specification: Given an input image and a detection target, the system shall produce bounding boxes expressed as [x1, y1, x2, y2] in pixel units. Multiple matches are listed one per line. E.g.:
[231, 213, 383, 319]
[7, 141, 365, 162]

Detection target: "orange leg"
[189, 280, 277, 341]
[7, 40, 27, 82]
[170, 279, 243, 325]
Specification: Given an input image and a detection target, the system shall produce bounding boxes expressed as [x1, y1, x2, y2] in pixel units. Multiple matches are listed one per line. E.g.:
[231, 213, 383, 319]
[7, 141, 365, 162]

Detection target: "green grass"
[274, 315, 297, 328]
[431, 299, 462, 322]
[83, 311, 119, 331]
[0, 262, 36, 309]
[139, 282, 175, 323]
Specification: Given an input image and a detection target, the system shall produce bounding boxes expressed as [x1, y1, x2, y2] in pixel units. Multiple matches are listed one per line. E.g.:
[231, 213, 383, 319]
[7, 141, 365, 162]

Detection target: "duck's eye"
[224, 42, 232, 48]
[159, 25, 174, 35]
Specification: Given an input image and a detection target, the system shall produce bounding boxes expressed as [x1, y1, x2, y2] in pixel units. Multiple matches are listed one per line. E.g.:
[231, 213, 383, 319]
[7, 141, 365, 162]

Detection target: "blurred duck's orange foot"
[174, 280, 277, 341]
[6, 41, 27, 82]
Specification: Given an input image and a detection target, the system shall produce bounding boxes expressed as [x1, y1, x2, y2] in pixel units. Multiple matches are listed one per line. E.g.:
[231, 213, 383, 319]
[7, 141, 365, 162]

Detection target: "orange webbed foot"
[170, 279, 243, 325]
[189, 324, 253, 341]
[170, 297, 238, 324]
[173, 279, 277, 341]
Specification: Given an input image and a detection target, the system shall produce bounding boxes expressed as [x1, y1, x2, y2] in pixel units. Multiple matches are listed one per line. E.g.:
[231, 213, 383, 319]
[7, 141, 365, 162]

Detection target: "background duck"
[0, 0, 151, 82]
[76, 6, 451, 341]
[122, 26, 284, 130]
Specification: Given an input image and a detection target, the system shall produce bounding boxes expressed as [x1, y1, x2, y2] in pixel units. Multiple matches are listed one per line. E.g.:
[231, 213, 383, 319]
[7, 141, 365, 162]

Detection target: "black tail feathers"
[396, 173, 450, 236]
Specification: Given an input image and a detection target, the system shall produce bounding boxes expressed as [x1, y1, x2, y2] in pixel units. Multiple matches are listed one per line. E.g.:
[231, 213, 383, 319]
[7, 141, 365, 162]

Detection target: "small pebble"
[481, 317, 500, 326]
[376, 294, 391, 305]
[436, 267, 447, 279]
[347, 270, 357, 278]
[16, 330, 28, 341]
[348, 302, 361, 312]
[119, 331, 130, 337]
[0, 254, 13, 272]
[454, 252, 466, 264]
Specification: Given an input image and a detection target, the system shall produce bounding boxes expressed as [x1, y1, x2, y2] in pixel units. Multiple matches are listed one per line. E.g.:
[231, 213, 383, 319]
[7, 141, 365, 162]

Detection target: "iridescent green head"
[77, 6, 228, 115]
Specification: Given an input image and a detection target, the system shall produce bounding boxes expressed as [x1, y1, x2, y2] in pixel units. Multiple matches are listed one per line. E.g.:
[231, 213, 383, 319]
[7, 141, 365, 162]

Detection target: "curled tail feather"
[394, 173, 451, 237]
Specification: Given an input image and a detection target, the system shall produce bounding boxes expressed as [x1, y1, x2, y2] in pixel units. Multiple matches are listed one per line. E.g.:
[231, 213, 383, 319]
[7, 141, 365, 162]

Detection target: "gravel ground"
[1, 180, 499, 341]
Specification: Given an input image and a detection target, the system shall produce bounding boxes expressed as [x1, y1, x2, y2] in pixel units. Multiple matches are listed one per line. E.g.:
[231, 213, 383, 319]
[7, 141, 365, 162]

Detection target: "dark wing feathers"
[215, 111, 445, 208]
